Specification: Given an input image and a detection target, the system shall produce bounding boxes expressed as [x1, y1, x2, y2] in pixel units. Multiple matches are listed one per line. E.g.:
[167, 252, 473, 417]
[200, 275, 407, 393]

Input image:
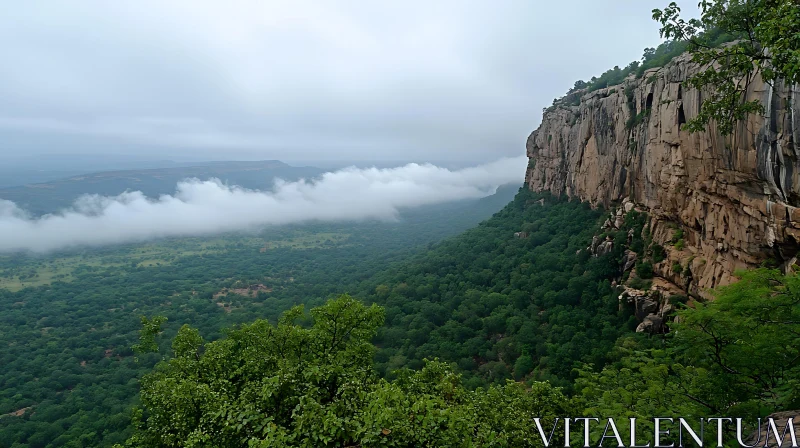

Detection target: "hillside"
[3, 66, 798, 445]
[3, 1, 800, 445]
[359, 188, 639, 388]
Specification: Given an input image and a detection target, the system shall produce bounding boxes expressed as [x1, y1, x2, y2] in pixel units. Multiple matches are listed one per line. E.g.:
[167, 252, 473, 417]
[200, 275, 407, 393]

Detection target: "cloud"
[0, 157, 526, 252]
[0, 0, 682, 163]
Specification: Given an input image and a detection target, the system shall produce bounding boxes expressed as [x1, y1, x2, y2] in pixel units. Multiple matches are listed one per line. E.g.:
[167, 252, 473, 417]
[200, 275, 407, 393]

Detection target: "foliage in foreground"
[125, 268, 800, 447]
[576, 269, 800, 442]
[122, 295, 571, 447]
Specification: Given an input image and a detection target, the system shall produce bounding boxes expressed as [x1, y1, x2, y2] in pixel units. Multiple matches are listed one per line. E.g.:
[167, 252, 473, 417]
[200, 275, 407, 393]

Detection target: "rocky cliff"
[526, 53, 800, 299]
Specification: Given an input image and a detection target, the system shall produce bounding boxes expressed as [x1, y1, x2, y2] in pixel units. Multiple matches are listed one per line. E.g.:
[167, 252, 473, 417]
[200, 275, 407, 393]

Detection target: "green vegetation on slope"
[360, 189, 643, 389]
[122, 268, 800, 446]
[2, 184, 799, 447]
[575, 268, 800, 442]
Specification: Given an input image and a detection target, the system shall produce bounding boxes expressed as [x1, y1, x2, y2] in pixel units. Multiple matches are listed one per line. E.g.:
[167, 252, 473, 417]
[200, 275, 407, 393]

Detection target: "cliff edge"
[526, 52, 800, 298]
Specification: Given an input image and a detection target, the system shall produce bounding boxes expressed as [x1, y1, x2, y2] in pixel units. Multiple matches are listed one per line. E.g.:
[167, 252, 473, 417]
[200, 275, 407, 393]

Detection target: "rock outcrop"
[619, 277, 686, 333]
[526, 52, 800, 298]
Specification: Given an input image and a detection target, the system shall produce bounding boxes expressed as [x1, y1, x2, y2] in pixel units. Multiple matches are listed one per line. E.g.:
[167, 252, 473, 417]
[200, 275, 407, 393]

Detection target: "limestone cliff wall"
[526, 53, 800, 297]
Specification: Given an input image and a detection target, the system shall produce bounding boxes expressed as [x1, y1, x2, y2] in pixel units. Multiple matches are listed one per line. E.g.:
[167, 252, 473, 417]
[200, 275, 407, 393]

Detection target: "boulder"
[636, 315, 664, 333]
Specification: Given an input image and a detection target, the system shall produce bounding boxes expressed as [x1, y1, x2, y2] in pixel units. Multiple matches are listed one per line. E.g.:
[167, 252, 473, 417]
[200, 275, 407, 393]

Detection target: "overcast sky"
[0, 0, 689, 166]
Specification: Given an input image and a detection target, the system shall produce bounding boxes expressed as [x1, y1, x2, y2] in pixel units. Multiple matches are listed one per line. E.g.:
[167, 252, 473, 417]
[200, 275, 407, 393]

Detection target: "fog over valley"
[0, 156, 525, 252]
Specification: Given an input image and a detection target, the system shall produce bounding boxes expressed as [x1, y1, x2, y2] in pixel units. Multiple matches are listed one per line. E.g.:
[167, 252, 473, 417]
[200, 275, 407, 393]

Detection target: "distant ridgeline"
[0, 160, 323, 216]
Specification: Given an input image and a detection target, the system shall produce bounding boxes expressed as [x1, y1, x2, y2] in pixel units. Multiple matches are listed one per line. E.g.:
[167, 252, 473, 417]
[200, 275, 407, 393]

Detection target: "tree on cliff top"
[653, 0, 800, 135]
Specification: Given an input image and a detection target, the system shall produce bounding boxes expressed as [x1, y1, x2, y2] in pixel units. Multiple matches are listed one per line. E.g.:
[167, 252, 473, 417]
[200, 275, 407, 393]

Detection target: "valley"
[0, 182, 520, 446]
[2, 0, 800, 446]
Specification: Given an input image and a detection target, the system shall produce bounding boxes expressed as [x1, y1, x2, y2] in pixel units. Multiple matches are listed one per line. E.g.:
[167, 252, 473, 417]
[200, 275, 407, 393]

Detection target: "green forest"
[0, 187, 516, 446]
[2, 187, 798, 447]
[122, 191, 800, 447]
[3, 0, 800, 446]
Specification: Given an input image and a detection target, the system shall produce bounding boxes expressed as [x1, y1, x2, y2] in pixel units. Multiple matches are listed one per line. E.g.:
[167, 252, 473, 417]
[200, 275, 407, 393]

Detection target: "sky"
[0, 0, 688, 166]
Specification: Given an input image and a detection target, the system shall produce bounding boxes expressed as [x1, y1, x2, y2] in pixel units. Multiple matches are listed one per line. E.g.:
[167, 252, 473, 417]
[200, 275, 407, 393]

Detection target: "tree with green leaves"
[132, 315, 168, 356]
[672, 269, 800, 414]
[121, 295, 573, 447]
[576, 269, 800, 444]
[653, 0, 800, 135]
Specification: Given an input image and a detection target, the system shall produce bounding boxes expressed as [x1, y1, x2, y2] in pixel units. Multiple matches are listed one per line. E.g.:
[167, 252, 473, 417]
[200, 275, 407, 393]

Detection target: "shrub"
[514, 354, 535, 379]
[683, 257, 694, 276]
[636, 261, 654, 279]
[651, 244, 666, 263]
[625, 109, 651, 130]
[669, 294, 689, 305]
[628, 276, 652, 290]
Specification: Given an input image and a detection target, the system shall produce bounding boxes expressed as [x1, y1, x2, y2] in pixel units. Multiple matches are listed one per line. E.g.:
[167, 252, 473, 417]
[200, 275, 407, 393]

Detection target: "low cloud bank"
[0, 156, 526, 252]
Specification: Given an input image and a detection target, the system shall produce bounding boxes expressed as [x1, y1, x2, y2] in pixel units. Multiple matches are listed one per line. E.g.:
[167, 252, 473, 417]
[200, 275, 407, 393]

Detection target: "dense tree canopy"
[0, 189, 517, 447]
[124, 268, 800, 446]
[576, 269, 800, 443]
[3, 3, 800, 446]
[3, 185, 800, 446]
[122, 295, 573, 447]
[359, 190, 643, 389]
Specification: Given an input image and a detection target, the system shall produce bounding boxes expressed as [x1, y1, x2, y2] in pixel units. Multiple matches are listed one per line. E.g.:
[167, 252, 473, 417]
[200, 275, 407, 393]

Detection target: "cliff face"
[526, 53, 800, 298]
